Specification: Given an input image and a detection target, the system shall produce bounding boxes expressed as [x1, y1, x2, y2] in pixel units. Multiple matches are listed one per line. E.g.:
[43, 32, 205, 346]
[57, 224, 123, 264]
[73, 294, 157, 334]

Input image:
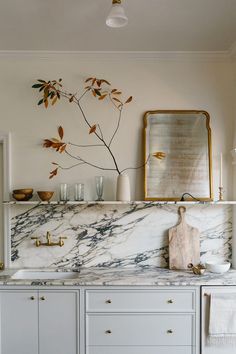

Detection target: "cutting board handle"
[178, 206, 186, 223]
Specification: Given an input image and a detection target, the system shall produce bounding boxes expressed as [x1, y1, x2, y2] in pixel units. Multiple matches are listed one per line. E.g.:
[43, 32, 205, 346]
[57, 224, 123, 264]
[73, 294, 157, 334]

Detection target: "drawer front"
[86, 289, 195, 312]
[87, 313, 194, 346]
[87, 346, 195, 354]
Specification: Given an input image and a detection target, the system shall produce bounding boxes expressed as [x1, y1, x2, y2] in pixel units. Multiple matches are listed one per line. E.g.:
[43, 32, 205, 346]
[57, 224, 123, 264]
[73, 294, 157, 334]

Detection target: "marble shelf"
[3, 200, 236, 205]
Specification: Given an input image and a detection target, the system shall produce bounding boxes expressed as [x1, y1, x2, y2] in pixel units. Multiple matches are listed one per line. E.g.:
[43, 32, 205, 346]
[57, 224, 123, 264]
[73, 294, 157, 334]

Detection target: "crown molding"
[0, 50, 231, 62]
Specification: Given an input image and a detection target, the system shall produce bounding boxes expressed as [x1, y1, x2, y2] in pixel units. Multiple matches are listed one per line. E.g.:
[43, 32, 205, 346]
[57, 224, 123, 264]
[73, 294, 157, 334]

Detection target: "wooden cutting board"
[169, 206, 200, 270]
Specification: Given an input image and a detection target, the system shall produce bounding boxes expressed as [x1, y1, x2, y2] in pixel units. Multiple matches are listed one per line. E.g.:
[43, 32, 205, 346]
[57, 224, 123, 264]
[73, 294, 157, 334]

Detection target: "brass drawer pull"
[167, 329, 173, 334]
[40, 296, 46, 301]
[167, 299, 173, 304]
[30, 296, 35, 300]
[105, 299, 112, 304]
[105, 330, 112, 334]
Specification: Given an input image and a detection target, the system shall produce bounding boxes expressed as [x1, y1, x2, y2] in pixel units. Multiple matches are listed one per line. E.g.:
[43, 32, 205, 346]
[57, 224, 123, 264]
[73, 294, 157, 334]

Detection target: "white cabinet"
[86, 288, 199, 354]
[0, 291, 38, 354]
[201, 286, 236, 354]
[0, 290, 79, 354]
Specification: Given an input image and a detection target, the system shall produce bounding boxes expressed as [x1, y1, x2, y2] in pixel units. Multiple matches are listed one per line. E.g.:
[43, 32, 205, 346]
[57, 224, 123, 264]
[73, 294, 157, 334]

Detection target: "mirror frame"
[143, 110, 213, 201]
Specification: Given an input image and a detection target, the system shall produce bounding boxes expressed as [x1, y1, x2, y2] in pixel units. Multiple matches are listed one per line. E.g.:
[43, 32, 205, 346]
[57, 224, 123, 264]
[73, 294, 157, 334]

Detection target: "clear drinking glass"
[59, 183, 69, 201]
[74, 183, 84, 201]
[95, 176, 104, 201]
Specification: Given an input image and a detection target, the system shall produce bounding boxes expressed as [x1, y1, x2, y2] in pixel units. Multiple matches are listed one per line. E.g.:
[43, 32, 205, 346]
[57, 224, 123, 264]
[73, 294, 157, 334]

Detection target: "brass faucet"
[31, 231, 67, 247]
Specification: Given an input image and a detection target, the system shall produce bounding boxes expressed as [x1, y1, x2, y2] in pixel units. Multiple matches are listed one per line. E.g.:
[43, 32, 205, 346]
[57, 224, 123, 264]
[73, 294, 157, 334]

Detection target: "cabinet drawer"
[87, 346, 195, 354]
[87, 313, 194, 346]
[86, 289, 195, 312]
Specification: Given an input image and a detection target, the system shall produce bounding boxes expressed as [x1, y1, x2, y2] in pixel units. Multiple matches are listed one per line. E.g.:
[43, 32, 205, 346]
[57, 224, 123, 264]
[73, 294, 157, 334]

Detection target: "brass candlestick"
[218, 186, 224, 201]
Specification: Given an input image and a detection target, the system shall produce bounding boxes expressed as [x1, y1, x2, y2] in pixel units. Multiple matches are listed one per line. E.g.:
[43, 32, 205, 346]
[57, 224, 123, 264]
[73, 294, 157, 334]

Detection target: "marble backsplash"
[10, 203, 232, 269]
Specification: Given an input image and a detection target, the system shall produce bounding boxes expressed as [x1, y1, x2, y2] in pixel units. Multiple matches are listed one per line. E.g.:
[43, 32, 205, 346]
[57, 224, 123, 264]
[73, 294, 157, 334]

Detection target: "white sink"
[11, 270, 79, 280]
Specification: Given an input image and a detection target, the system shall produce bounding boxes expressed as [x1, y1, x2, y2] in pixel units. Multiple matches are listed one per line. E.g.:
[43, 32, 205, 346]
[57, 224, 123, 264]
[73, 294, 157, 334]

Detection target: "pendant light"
[106, 0, 128, 28]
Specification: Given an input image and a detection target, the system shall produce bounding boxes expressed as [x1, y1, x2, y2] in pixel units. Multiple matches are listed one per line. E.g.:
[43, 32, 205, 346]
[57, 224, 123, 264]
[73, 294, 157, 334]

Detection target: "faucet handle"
[31, 237, 41, 247]
[59, 236, 67, 247]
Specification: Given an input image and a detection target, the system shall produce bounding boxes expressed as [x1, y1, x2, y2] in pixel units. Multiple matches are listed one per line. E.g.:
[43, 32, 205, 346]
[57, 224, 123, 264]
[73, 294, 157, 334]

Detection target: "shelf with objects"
[3, 200, 236, 205]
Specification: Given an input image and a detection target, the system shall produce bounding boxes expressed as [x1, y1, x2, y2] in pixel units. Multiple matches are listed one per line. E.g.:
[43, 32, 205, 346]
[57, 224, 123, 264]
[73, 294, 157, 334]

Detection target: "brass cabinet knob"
[30, 296, 35, 300]
[167, 299, 173, 304]
[105, 299, 112, 304]
[167, 329, 173, 334]
[40, 296, 46, 301]
[105, 330, 112, 334]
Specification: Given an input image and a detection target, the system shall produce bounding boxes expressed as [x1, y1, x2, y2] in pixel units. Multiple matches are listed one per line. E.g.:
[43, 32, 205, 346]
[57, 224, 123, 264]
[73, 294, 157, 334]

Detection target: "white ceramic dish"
[205, 261, 231, 274]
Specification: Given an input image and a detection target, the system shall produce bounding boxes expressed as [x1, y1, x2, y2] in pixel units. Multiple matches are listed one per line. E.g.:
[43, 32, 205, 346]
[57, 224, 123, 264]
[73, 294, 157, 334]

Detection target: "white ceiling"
[0, 0, 235, 52]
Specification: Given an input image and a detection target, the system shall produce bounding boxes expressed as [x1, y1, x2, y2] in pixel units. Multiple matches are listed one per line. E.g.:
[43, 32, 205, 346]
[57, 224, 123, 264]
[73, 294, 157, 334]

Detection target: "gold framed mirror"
[144, 110, 213, 201]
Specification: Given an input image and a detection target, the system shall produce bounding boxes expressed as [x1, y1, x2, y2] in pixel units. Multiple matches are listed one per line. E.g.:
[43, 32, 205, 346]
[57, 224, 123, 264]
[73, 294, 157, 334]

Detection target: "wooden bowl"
[37, 191, 54, 201]
[13, 188, 33, 195]
[12, 193, 33, 201]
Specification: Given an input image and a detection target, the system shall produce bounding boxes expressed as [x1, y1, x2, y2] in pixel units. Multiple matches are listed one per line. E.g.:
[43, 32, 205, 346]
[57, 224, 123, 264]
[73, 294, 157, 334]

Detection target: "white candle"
[220, 153, 223, 187]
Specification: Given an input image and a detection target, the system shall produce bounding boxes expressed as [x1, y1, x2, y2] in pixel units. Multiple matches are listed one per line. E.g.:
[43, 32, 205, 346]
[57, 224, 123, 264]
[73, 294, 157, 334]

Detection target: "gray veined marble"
[10, 203, 232, 269]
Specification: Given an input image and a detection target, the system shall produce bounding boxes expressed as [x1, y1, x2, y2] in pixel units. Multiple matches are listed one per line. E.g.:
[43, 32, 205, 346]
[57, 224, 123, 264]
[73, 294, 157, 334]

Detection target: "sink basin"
[11, 270, 79, 280]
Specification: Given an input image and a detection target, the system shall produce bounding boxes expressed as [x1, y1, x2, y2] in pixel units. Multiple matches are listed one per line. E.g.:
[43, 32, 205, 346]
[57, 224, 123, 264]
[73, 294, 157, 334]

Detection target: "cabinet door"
[0, 291, 38, 354]
[39, 291, 78, 354]
[202, 286, 236, 354]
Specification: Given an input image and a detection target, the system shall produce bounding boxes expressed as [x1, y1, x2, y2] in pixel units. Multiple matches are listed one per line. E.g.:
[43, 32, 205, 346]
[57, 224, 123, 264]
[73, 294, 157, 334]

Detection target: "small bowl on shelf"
[205, 261, 231, 274]
[13, 188, 33, 195]
[37, 191, 54, 202]
[12, 193, 31, 201]
[12, 188, 33, 201]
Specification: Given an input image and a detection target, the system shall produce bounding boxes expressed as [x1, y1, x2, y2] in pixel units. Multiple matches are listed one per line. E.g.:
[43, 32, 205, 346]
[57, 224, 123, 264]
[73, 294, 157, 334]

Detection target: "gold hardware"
[188, 263, 206, 275]
[59, 236, 67, 247]
[105, 330, 112, 334]
[167, 329, 173, 334]
[0, 262, 4, 271]
[105, 299, 112, 304]
[30, 296, 35, 300]
[31, 237, 41, 247]
[40, 296, 45, 301]
[112, 0, 121, 4]
[31, 232, 67, 247]
[167, 299, 173, 304]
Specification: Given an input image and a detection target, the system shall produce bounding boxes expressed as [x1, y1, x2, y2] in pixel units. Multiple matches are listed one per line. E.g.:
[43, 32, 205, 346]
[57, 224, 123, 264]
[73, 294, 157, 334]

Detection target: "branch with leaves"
[32, 77, 165, 178]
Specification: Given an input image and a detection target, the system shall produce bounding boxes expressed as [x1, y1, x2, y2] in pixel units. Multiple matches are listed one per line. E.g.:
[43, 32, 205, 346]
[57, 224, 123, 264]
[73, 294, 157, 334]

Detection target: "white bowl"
[205, 261, 231, 274]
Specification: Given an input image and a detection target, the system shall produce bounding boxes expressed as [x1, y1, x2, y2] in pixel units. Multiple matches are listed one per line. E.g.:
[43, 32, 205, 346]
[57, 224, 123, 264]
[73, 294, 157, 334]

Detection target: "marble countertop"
[1, 267, 236, 286]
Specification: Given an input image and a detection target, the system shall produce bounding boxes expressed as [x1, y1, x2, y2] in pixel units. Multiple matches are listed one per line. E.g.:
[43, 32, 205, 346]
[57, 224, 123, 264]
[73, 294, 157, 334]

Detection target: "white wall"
[0, 54, 234, 200]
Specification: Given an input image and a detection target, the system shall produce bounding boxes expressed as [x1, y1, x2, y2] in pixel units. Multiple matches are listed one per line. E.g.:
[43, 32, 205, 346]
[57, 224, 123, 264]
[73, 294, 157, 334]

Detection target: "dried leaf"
[100, 79, 111, 85]
[113, 91, 122, 95]
[92, 90, 96, 97]
[44, 99, 49, 108]
[98, 94, 107, 100]
[43, 139, 53, 148]
[69, 96, 74, 103]
[125, 96, 133, 104]
[59, 144, 67, 153]
[49, 168, 58, 179]
[96, 80, 101, 87]
[94, 89, 101, 96]
[32, 83, 43, 89]
[58, 126, 64, 140]
[89, 124, 97, 134]
[111, 89, 117, 93]
[153, 152, 166, 160]
[112, 97, 122, 103]
[85, 77, 93, 83]
[51, 96, 57, 105]
[38, 98, 44, 106]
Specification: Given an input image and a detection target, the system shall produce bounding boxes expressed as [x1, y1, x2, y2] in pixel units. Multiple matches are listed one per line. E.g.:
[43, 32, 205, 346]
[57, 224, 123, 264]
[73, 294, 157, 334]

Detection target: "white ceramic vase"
[116, 173, 131, 201]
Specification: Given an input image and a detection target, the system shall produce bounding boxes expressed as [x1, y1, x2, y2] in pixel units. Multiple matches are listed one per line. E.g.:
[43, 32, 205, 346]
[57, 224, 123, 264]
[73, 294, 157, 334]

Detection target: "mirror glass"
[144, 110, 213, 201]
